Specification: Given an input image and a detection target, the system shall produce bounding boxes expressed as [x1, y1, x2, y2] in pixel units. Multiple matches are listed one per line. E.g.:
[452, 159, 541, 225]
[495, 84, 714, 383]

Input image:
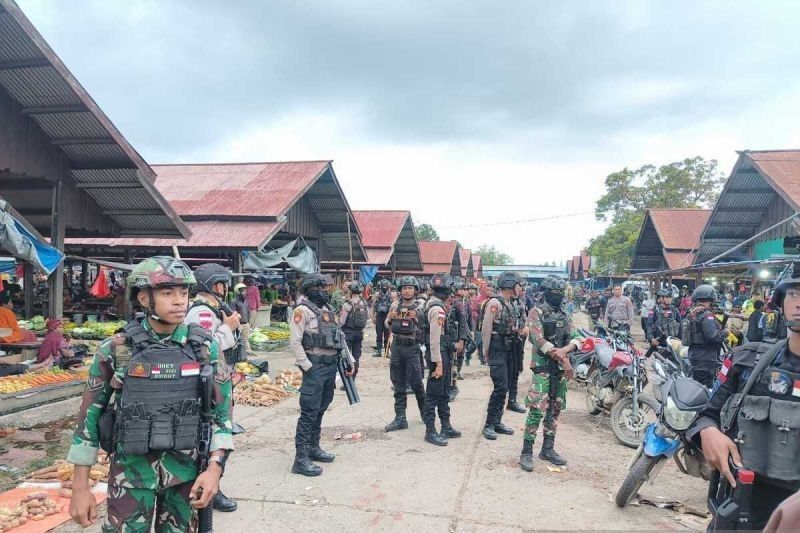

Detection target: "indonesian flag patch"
[793, 380, 800, 398]
[181, 362, 201, 377]
[198, 310, 214, 331]
[717, 357, 733, 383]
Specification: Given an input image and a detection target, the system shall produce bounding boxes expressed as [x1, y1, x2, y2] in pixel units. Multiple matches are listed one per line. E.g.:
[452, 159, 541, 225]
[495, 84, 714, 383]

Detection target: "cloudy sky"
[18, 0, 800, 264]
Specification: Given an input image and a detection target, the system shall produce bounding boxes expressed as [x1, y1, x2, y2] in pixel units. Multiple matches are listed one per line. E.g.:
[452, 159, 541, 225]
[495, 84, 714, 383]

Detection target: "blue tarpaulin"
[359, 266, 378, 285]
[0, 260, 16, 274]
[0, 200, 64, 276]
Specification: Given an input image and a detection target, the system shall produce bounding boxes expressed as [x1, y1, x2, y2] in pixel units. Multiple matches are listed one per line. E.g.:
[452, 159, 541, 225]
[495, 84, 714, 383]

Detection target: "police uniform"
[385, 298, 426, 425]
[422, 294, 459, 444]
[646, 303, 681, 346]
[686, 306, 726, 387]
[185, 295, 237, 355]
[508, 295, 527, 411]
[338, 294, 369, 378]
[688, 340, 800, 529]
[480, 295, 517, 438]
[67, 320, 233, 532]
[373, 287, 393, 354]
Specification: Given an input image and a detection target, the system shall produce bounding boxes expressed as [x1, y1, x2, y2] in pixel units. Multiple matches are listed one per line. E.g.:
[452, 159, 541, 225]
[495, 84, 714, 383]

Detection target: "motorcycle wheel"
[585, 370, 602, 415]
[610, 394, 658, 448]
[615, 454, 662, 507]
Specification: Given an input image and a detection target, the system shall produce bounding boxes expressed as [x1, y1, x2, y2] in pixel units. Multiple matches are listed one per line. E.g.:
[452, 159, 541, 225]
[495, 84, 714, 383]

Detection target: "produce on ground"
[250, 326, 289, 344]
[65, 320, 125, 340]
[234, 374, 294, 407]
[25, 453, 110, 496]
[17, 315, 45, 332]
[275, 369, 302, 388]
[0, 493, 60, 530]
[0, 369, 89, 395]
[234, 361, 261, 376]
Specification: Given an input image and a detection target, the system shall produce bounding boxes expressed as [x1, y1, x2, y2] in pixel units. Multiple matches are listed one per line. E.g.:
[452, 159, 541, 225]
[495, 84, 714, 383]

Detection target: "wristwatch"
[209, 455, 225, 471]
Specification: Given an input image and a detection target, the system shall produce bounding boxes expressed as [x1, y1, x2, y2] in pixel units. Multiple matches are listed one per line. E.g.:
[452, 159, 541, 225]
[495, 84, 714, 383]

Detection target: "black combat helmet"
[497, 271, 520, 290]
[300, 273, 327, 295]
[430, 273, 453, 295]
[194, 263, 232, 296]
[691, 284, 717, 303]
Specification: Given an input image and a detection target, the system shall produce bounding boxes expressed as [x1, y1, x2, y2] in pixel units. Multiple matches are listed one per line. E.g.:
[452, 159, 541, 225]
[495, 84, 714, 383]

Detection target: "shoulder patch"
[214, 361, 231, 384]
[293, 308, 304, 324]
[437, 315, 444, 327]
[490, 304, 499, 313]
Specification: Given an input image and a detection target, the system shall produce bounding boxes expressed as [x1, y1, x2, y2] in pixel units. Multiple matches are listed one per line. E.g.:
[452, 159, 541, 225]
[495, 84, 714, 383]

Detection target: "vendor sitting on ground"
[0, 292, 37, 344]
[35, 318, 82, 370]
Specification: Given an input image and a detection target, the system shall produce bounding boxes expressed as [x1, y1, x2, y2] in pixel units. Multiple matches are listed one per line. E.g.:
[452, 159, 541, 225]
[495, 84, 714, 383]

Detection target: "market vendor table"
[270, 303, 288, 322]
[0, 381, 85, 415]
[0, 341, 42, 363]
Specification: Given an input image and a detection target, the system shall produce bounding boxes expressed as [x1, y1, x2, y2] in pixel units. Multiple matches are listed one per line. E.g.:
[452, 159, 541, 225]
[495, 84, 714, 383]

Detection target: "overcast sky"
[18, 0, 800, 264]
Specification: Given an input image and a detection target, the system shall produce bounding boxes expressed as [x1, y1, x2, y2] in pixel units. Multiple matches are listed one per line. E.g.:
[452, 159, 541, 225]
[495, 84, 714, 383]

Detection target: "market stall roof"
[66, 161, 366, 261]
[0, 0, 188, 238]
[579, 252, 591, 275]
[419, 240, 461, 276]
[695, 150, 800, 263]
[459, 248, 473, 278]
[633, 256, 798, 279]
[471, 254, 482, 278]
[352, 210, 422, 270]
[631, 209, 711, 273]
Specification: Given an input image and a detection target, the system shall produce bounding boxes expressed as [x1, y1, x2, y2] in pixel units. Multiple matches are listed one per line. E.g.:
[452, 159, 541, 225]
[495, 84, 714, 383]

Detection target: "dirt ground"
[18, 310, 711, 531]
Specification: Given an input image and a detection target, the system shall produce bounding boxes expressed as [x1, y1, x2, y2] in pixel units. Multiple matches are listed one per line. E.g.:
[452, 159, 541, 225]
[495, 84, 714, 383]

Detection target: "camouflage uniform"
[67, 257, 233, 533]
[523, 303, 581, 443]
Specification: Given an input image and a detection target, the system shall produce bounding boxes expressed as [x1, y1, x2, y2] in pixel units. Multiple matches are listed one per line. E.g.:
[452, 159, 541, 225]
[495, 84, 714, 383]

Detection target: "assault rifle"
[708, 459, 754, 531]
[338, 342, 360, 405]
[197, 363, 214, 532]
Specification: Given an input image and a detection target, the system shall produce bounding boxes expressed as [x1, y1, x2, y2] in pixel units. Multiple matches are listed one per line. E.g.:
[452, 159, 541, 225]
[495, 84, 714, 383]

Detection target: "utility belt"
[308, 353, 339, 365]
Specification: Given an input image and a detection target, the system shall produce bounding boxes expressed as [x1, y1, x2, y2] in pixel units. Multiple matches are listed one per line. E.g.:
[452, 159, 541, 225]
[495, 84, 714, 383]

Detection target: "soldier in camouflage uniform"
[67, 257, 233, 532]
[519, 275, 582, 472]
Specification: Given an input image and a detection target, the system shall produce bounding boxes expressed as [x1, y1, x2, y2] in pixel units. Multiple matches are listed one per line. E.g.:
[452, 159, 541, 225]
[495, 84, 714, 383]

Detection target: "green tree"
[477, 244, 513, 266]
[415, 223, 440, 241]
[588, 156, 725, 274]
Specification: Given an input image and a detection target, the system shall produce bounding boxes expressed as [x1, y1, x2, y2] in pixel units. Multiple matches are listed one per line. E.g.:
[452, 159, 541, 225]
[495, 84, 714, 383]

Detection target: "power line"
[439, 211, 594, 230]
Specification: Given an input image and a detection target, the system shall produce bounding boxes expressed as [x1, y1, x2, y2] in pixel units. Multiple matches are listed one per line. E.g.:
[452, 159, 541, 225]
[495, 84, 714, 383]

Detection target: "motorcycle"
[647, 336, 692, 403]
[615, 373, 712, 507]
[583, 325, 658, 447]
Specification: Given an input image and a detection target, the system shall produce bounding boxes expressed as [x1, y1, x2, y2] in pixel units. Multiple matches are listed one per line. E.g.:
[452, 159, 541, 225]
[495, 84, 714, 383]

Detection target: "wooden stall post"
[23, 262, 33, 319]
[48, 181, 65, 319]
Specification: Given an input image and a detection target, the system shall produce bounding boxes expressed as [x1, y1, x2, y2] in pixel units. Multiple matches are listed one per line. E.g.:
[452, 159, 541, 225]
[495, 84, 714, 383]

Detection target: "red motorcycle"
[578, 326, 658, 447]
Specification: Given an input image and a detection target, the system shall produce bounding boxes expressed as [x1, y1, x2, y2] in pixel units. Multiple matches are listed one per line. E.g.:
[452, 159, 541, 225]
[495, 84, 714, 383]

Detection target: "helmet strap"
[145, 288, 171, 325]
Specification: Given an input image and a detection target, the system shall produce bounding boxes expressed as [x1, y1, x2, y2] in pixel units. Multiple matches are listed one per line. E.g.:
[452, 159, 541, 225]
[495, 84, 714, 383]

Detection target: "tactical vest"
[391, 301, 420, 339]
[426, 300, 456, 355]
[375, 291, 392, 314]
[117, 321, 210, 456]
[654, 305, 680, 338]
[722, 345, 800, 482]
[490, 296, 516, 337]
[344, 298, 368, 331]
[299, 301, 344, 351]
[539, 302, 570, 349]
[189, 299, 240, 364]
[687, 309, 719, 347]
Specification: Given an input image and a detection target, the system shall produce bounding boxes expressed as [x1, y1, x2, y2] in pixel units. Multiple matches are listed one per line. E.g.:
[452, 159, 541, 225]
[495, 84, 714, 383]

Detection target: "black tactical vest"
[539, 302, 570, 349]
[117, 321, 210, 456]
[344, 298, 368, 331]
[724, 346, 800, 482]
[375, 291, 392, 314]
[491, 296, 515, 337]
[655, 305, 680, 338]
[391, 301, 420, 339]
[299, 301, 344, 351]
[189, 299, 240, 364]
[426, 300, 456, 354]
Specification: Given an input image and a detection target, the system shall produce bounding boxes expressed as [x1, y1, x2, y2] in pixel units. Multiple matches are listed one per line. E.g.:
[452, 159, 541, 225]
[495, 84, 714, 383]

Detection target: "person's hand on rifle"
[700, 426, 742, 487]
[223, 311, 241, 331]
[190, 456, 223, 509]
[432, 362, 443, 379]
[69, 466, 97, 527]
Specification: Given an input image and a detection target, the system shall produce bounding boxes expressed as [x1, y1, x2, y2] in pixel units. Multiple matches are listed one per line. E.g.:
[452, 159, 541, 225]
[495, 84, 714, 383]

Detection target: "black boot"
[441, 421, 462, 439]
[425, 427, 448, 446]
[519, 439, 534, 472]
[309, 433, 335, 463]
[448, 386, 459, 401]
[292, 446, 323, 476]
[539, 435, 567, 466]
[385, 413, 409, 432]
[212, 490, 238, 512]
[506, 399, 526, 413]
[231, 422, 246, 435]
[494, 421, 515, 435]
[482, 423, 497, 440]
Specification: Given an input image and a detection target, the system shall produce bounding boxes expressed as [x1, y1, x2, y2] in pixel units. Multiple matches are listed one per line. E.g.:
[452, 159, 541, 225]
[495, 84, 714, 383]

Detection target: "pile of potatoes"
[0, 492, 60, 530]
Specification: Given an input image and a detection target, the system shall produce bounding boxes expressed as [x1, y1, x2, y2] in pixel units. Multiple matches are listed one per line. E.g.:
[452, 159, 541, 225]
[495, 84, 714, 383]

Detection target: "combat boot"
[493, 421, 515, 435]
[385, 412, 409, 432]
[506, 398, 526, 413]
[539, 435, 567, 466]
[440, 420, 462, 439]
[448, 385, 459, 401]
[519, 439, 534, 472]
[231, 422, 246, 435]
[424, 426, 448, 446]
[309, 433, 335, 463]
[212, 490, 238, 512]
[482, 423, 497, 440]
[292, 446, 323, 477]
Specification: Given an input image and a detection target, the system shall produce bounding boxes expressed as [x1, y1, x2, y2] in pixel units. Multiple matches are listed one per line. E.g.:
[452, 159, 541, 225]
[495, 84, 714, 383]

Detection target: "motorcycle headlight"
[663, 396, 696, 431]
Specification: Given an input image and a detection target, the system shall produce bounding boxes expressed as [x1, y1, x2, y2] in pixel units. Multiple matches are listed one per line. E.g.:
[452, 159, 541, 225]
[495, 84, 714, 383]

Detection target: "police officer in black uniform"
[507, 281, 529, 413]
[422, 274, 461, 446]
[290, 274, 355, 477]
[384, 276, 426, 432]
[687, 268, 800, 529]
[645, 288, 681, 351]
[684, 284, 728, 388]
[448, 279, 469, 401]
[480, 271, 521, 440]
[338, 280, 369, 380]
[373, 279, 393, 356]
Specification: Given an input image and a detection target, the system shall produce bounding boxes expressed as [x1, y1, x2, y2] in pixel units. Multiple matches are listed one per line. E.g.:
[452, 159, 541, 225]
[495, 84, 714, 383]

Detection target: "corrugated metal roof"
[0, 2, 188, 238]
[648, 209, 711, 250]
[364, 247, 393, 265]
[67, 220, 282, 249]
[663, 251, 695, 270]
[419, 240, 460, 276]
[352, 210, 408, 247]
[460, 248, 473, 277]
[150, 162, 330, 217]
[748, 150, 800, 210]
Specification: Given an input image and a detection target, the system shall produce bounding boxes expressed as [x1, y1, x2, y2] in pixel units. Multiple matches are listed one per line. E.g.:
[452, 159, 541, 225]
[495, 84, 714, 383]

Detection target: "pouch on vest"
[680, 316, 693, 346]
[173, 399, 201, 450]
[119, 403, 150, 456]
[736, 396, 800, 481]
[149, 410, 175, 451]
[391, 306, 417, 336]
[98, 409, 116, 454]
[349, 302, 368, 329]
[376, 294, 391, 314]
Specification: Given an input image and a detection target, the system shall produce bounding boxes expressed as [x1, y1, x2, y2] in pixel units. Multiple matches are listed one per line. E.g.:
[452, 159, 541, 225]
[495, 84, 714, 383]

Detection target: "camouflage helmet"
[497, 271, 521, 290]
[348, 280, 364, 293]
[539, 275, 566, 293]
[397, 275, 419, 290]
[127, 256, 195, 297]
[378, 279, 391, 290]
